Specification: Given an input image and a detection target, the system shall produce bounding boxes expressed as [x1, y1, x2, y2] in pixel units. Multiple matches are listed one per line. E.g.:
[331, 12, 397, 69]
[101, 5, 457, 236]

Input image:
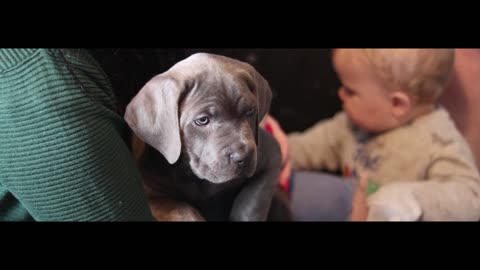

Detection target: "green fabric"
[0, 49, 153, 221]
[367, 179, 380, 196]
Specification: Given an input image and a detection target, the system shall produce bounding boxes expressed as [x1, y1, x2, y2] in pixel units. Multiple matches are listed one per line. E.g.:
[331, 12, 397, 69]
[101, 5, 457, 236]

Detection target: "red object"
[343, 165, 351, 177]
[263, 120, 291, 195]
[279, 176, 290, 194]
[264, 123, 273, 134]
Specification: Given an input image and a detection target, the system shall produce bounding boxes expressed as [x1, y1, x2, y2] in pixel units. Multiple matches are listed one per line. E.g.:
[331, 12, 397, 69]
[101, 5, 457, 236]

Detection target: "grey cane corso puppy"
[124, 53, 284, 221]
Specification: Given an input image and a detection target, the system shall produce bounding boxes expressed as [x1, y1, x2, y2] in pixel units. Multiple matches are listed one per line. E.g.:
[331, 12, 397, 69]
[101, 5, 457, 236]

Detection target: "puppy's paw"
[165, 202, 206, 222]
[367, 183, 422, 221]
[149, 198, 205, 221]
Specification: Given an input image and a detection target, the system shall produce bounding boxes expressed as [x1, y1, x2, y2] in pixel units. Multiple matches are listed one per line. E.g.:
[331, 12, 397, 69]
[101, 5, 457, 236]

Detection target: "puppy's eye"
[245, 109, 255, 117]
[194, 116, 210, 126]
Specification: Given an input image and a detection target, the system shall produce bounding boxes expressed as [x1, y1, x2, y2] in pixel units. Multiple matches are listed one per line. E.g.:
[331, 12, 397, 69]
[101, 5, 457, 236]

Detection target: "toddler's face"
[333, 50, 399, 133]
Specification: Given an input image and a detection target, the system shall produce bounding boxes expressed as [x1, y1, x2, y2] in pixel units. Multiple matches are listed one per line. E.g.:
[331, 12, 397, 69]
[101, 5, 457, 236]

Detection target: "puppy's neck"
[173, 151, 197, 179]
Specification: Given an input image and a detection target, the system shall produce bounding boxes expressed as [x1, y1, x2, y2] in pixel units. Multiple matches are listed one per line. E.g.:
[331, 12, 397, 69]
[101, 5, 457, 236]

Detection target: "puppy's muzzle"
[229, 149, 254, 166]
[226, 142, 256, 171]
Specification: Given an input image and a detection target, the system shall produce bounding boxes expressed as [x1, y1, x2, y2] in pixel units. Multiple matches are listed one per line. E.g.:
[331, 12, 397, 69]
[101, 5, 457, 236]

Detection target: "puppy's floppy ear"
[124, 75, 185, 164]
[245, 68, 272, 145]
[250, 69, 272, 122]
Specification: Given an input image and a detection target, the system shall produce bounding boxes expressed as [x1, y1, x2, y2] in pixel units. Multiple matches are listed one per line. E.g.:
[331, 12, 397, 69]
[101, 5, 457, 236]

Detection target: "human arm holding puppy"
[0, 49, 154, 221]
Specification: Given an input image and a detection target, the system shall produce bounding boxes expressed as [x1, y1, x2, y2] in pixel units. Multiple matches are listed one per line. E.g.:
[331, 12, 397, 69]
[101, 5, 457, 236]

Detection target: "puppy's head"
[125, 53, 272, 183]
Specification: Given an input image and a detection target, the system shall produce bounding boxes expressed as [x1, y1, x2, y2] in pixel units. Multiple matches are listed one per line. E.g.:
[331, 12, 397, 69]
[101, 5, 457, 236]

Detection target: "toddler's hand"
[350, 172, 369, 221]
[260, 114, 292, 190]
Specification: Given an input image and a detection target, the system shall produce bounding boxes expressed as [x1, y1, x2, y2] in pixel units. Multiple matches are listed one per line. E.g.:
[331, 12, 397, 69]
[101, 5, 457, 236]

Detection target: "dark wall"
[89, 49, 342, 133]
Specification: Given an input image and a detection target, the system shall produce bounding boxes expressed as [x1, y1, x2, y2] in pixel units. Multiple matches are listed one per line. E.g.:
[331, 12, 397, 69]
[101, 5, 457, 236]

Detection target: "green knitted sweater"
[0, 49, 153, 221]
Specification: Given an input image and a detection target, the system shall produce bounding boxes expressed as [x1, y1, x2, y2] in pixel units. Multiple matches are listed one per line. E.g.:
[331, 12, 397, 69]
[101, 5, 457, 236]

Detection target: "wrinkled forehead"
[180, 75, 257, 118]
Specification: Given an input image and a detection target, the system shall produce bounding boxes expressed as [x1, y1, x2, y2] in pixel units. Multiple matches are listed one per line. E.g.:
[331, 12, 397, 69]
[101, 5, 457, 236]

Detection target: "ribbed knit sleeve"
[0, 49, 153, 221]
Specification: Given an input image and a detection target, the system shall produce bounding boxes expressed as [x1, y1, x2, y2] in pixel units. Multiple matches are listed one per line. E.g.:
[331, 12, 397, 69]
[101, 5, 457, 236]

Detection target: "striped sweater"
[0, 49, 153, 221]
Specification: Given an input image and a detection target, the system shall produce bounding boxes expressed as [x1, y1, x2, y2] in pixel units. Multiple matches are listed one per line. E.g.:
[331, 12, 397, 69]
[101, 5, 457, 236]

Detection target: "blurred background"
[89, 48, 341, 133]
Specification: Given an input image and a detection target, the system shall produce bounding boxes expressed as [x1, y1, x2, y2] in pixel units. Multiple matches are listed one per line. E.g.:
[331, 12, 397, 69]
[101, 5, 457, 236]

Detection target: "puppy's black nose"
[229, 150, 252, 165]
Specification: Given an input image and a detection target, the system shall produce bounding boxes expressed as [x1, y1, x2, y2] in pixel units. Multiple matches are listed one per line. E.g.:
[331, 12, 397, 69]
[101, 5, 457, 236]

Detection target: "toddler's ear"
[390, 91, 412, 118]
